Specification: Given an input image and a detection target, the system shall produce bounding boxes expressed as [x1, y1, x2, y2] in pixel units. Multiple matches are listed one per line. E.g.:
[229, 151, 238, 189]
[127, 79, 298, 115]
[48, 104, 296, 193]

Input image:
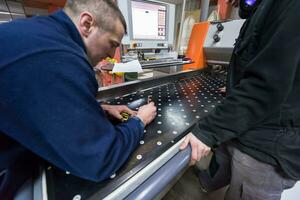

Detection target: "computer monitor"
[130, 0, 167, 40]
[118, 0, 175, 49]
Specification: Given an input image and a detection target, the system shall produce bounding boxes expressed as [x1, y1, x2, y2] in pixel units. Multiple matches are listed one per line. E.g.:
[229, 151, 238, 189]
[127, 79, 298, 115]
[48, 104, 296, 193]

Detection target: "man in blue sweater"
[0, 0, 156, 199]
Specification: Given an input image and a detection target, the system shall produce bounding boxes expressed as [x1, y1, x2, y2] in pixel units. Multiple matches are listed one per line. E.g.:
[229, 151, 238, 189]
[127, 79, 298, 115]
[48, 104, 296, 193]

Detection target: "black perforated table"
[44, 70, 225, 200]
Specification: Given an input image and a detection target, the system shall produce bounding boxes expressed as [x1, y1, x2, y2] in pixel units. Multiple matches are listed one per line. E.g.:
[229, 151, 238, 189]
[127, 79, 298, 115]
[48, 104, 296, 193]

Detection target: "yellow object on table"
[95, 57, 125, 87]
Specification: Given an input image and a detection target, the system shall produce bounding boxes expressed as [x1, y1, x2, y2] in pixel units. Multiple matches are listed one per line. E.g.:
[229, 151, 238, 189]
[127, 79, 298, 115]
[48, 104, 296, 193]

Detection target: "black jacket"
[193, 0, 300, 180]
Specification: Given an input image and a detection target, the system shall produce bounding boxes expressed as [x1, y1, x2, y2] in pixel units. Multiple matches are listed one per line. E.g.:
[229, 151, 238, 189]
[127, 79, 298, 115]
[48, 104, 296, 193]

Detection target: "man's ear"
[78, 12, 96, 38]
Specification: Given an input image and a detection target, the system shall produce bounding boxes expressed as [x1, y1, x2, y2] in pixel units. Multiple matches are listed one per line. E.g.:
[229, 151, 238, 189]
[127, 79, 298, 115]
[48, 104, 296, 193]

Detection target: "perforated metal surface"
[46, 73, 225, 200]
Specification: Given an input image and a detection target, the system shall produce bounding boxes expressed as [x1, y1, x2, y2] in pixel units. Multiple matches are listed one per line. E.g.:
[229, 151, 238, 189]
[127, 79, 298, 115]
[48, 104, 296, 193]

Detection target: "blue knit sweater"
[0, 10, 143, 199]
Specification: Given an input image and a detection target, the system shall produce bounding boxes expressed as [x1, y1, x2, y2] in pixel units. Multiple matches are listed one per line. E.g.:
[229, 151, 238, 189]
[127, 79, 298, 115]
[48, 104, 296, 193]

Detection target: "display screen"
[131, 0, 167, 40]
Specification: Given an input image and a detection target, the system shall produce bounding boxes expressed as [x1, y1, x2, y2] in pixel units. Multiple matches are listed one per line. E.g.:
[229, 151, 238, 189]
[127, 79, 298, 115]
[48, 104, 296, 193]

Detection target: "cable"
[4, 0, 13, 21]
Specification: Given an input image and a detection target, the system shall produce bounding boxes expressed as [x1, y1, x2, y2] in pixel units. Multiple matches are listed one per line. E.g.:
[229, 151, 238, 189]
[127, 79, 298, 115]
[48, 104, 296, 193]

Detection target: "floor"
[281, 181, 300, 200]
[162, 167, 227, 200]
[162, 162, 300, 200]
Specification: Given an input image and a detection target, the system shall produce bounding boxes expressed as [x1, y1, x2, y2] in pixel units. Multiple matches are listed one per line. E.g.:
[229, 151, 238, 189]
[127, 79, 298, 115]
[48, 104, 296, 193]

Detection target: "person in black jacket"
[0, 0, 156, 199]
[180, 0, 300, 199]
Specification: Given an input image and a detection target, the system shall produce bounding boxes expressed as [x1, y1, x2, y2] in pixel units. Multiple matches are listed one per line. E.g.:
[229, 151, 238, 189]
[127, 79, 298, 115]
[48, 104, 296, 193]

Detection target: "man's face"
[85, 19, 125, 66]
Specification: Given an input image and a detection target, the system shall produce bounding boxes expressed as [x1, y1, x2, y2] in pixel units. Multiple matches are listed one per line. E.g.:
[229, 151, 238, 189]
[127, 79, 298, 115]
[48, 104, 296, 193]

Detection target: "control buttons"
[216, 23, 224, 31]
[213, 34, 221, 42]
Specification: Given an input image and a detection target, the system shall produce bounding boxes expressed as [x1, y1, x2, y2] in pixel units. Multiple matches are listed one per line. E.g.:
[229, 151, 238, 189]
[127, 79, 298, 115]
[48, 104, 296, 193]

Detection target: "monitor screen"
[130, 0, 167, 40]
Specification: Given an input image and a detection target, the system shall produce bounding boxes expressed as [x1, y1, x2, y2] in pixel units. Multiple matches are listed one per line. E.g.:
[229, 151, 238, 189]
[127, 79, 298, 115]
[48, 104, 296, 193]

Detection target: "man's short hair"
[64, 0, 127, 34]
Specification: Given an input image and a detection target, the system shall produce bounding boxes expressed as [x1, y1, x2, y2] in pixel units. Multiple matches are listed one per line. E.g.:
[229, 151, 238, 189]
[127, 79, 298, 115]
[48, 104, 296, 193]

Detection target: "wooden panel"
[23, 0, 66, 10]
[23, 0, 49, 9]
[218, 0, 232, 20]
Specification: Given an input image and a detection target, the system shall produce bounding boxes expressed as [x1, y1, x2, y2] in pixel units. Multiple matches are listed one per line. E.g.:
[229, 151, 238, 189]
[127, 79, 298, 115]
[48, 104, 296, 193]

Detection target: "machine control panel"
[204, 19, 245, 47]
[204, 19, 245, 65]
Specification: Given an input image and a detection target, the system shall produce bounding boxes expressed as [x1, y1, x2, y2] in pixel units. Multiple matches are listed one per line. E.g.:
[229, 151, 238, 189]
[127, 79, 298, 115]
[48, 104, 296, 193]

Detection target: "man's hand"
[225, 0, 239, 7]
[136, 102, 157, 126]
[219, 86, 226, 94]
[179, 133, 211, 165]
[101, 104, 137, 121]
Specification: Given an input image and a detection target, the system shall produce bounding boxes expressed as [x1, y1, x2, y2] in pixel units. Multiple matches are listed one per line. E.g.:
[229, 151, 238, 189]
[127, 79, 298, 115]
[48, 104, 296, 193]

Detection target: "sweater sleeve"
[0, 51, 144, 181]
[192, 2, 300, 147]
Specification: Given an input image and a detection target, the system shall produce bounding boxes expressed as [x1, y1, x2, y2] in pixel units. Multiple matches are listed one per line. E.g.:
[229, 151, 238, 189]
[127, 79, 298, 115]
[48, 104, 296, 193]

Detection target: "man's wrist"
[132, 116, 145, 128]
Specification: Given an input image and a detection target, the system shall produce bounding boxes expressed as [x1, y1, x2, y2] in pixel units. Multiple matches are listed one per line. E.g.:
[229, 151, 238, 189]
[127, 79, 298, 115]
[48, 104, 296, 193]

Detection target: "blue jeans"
[197, 145, 296, 200]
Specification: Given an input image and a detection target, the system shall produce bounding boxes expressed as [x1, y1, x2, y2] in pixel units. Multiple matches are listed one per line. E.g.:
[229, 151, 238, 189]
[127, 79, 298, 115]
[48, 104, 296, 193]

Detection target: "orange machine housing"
[183, 22, 210, 71]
